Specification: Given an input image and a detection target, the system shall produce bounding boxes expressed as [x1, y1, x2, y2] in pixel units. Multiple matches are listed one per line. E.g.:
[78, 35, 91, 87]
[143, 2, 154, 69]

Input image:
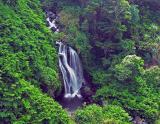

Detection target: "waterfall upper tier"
[46, 11, 59, 33]
[56, 42, 85, 98]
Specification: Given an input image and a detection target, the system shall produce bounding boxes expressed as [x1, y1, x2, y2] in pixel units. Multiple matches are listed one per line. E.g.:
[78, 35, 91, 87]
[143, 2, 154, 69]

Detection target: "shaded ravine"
[45, 10, 149, 123]
[45, 11, 149, 123]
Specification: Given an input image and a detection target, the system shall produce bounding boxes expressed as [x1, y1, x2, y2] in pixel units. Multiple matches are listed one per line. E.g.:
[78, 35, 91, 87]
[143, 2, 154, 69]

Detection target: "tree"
[114, 55, 144, 82]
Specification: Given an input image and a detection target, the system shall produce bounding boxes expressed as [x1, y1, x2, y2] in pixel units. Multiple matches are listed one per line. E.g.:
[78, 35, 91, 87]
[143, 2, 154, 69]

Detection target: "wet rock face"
[47, 12, 56, 21]
[80, 85, 95, 104]
[81, 86, 93, 97]
[51, 27, 57, 32]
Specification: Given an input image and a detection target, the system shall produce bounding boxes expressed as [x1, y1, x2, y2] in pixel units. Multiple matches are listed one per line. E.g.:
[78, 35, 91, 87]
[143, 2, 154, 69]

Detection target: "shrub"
[0, 72, 73, 123]
[103, 105, 131, 124]
[94, 55, 160, 123]
[74, 104, 131, 124]
[74, 104, 104, 124]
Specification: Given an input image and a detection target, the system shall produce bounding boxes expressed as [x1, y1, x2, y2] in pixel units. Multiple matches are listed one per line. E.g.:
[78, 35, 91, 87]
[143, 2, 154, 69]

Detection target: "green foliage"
[129, 5, 140, 24]
[144, 66, 160, 91]
[114, 55, 144, 81]
[0, 0, 73, 123]
[54, 1, 160, 123]
[94, 55, 160, 123]
[1, 0, 160, 123]
[74, 104, 104, 124]
[74, 104, 131, 124]
[59, 5, 92, 69]
[54, 0, 160, 73]
[95, 84, 160, 123]
[103, 105, 131, 124]
[0, 73, 73, 124]
[0, 0, 61, 96]
[92, 69, 108, 85]
[121, 39, 135, 55]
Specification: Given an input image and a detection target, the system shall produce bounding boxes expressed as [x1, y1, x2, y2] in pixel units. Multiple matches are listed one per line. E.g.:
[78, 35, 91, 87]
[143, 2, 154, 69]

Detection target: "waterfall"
[46, 11, 84, 98]
[56, 42, 85, 98]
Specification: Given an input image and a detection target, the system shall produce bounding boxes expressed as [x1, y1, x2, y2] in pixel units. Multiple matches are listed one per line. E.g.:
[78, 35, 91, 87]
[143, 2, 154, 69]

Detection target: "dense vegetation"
[43, 0, 160, 123]
[0, 0, 72, 123]
[1, 0, 160, 124]
[75, 104, 131, 124]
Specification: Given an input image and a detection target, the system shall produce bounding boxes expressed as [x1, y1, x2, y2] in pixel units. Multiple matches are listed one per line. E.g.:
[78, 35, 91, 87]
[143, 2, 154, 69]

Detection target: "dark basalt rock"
[81, 86, 93, 97]
[81, 85, 94, 104]
[46, 11, 54, 17]
[46, 11, 57, 21]
[51, 27, 57, 32]
[50, 16, 56, 22]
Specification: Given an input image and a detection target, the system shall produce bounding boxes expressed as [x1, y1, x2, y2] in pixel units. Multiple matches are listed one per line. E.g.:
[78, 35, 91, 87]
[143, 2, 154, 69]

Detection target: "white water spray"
[56, 42, 85, 98]
[46, 12, 59, 33]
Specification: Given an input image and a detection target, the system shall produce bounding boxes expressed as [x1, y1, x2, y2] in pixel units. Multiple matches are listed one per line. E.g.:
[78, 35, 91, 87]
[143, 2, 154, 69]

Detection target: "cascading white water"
[56, 42, 85, 98]
[46, 12, 59, 33]
[46, 11, 84, 98]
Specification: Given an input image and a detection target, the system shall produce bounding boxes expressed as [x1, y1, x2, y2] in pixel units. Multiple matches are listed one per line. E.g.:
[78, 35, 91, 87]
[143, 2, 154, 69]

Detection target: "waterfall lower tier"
[56, 42, 85, 98]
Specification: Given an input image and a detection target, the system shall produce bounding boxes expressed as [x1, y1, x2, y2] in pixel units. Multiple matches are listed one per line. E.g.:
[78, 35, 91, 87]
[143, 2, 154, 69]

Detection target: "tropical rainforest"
[0, 0, 160, 124]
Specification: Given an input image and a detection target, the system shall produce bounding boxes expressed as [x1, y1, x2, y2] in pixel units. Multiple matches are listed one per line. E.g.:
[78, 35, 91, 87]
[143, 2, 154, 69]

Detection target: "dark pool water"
[57, 96, 84, 112]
